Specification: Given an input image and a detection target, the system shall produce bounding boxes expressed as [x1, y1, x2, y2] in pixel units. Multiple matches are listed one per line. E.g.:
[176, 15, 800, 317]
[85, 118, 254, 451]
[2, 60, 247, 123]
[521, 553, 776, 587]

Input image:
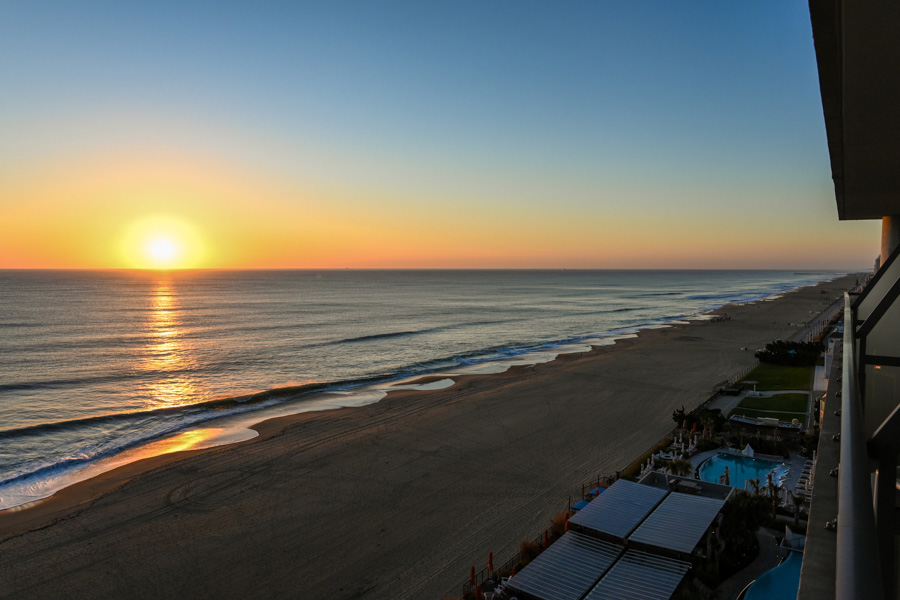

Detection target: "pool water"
[744, 551, 803, 600]
[698, 453, 788, 489]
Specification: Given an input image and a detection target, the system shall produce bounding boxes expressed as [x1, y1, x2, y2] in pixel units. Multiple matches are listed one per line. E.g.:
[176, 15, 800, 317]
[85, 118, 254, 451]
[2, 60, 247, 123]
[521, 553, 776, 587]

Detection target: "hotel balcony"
[801, 1, 900, 599]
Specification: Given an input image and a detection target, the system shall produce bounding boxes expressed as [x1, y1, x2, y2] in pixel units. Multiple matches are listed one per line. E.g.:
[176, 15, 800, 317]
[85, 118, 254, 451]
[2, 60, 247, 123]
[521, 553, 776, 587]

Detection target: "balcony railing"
[836, 292, 883, 600]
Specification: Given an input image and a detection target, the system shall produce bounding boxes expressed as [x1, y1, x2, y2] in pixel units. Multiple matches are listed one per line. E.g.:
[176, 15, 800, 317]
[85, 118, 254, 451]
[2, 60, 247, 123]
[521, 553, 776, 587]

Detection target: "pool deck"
[779, 454, 814, 499]
[689, 449, 722, 472]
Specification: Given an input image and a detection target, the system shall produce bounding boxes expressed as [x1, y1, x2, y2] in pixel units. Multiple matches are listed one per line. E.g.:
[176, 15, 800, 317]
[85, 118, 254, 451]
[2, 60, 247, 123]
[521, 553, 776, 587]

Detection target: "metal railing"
[461, 529, 547, 596]
[836, 293, 883, 600]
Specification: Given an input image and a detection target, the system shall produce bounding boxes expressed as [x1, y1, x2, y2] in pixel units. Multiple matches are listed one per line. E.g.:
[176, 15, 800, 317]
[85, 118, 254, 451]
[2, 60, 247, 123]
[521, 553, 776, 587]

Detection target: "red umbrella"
[488, 552, 493, 572]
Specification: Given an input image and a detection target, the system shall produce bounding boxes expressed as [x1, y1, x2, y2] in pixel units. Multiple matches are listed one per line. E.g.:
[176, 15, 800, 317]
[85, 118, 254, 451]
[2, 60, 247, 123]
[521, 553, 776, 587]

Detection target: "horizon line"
[0, 266, 870, 273]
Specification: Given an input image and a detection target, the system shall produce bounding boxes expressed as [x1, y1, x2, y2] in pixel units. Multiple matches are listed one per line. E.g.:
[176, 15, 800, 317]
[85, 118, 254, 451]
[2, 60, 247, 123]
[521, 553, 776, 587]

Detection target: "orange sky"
[0, 3, 882, 270]
[0, 149, 879, 270]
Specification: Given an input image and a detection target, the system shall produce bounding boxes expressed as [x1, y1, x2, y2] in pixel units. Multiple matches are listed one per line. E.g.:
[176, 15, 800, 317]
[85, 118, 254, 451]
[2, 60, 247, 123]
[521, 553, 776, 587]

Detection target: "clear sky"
[0, 1, 880, 270]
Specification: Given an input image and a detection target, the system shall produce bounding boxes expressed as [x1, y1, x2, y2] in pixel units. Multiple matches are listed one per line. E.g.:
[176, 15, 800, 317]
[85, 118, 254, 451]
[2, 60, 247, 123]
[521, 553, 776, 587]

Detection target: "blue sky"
[0, 1, 880, 269]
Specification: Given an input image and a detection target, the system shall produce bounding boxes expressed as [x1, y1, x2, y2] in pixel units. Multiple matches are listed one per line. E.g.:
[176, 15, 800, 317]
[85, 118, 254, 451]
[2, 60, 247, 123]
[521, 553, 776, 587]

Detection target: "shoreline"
[0, 274, 856, 599]
[0, 277, 818, 510]
[0, 276, 845, 522]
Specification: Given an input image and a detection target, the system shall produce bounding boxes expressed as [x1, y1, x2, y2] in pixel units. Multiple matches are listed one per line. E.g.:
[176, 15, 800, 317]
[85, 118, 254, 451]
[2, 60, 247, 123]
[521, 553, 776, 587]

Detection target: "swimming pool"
[698, 453, 788, 489]
[744, 551, 802, 600]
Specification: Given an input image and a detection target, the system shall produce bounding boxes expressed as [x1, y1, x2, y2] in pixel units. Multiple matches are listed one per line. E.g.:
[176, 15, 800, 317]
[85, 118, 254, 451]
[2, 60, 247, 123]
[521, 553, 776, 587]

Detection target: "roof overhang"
[809, 0, 900, 220]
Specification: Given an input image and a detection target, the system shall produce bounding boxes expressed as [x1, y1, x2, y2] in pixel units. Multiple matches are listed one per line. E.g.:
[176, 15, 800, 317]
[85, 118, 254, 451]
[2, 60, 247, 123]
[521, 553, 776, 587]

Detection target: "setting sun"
[147, 238, 178, 265]
[120, 216, 206, 269]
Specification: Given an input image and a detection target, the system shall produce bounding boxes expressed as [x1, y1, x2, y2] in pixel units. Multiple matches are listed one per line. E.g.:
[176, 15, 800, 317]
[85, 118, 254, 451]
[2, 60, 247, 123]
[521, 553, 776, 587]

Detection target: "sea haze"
[0, 269, 840, 507]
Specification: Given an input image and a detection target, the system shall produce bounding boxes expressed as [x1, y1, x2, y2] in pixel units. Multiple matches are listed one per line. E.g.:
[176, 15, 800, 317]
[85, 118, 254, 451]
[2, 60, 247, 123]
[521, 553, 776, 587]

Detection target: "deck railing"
[836, 293, 883, 600]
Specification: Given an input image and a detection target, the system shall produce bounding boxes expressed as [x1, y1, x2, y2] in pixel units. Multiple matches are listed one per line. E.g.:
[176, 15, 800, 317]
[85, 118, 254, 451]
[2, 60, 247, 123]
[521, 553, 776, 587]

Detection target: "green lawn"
[741, 363, 813, 391]
[738, 393, 809, 412]
[730, 407, 807, 426]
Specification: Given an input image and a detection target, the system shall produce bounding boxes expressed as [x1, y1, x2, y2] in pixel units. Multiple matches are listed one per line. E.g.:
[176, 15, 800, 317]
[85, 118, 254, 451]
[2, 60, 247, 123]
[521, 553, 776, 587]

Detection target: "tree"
[755, 340, 823, 366]
[748, 477, 761, 496]
[789, 491, 806, 529]
[719, 491, 770, 549]
[765, 473, 781, 520]
[669, 459, 693, 477]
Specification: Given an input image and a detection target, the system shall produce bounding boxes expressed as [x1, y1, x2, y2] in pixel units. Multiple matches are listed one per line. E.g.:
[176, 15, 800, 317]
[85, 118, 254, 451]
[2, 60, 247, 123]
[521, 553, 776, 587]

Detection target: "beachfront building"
[505, 478, 732, 600]
[802, 2, 900, 599]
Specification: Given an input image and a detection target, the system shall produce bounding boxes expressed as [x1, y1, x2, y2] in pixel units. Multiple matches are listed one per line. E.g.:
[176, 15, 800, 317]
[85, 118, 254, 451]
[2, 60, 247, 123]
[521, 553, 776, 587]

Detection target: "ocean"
[0, 269, 841, 508]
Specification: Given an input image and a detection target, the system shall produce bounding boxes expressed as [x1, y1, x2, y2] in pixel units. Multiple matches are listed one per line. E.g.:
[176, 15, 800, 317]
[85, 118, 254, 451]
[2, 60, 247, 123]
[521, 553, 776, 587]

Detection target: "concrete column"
[881, 216, 900, 266]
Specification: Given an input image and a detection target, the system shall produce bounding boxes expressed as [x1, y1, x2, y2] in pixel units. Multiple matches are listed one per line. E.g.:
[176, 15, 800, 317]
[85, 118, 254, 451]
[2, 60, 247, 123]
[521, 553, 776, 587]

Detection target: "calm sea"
[0, 269, 841, 507]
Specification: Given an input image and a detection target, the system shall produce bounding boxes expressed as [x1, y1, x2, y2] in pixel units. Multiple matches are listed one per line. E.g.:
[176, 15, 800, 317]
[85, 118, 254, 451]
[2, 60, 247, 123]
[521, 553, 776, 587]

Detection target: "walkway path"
[716, 528, 783, 600]
[787, 296, 843, 343]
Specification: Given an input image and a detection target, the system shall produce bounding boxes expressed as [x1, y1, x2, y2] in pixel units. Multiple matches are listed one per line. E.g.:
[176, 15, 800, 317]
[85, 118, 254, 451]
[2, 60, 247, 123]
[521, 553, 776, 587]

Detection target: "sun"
[147, 238, 178, 266]
[120, 216, 206, 269]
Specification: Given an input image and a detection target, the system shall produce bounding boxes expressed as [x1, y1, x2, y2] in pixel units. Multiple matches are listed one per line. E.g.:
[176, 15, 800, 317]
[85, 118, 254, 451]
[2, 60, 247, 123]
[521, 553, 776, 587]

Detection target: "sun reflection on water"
[130, 428, 219, 456]
[143, 278, 199, 409]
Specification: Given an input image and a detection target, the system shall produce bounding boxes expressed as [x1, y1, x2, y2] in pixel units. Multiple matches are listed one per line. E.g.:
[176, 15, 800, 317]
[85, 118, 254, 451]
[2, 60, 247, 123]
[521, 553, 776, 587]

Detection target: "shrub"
[695, 437, 722, 453]
[755, 340, 823, 367]
[718, 491, 769, 579]
[549, 511, 568, 541]
[519, 539, 540, 566]
[669, 458, 693, 476]
[673, 406, 726, 432]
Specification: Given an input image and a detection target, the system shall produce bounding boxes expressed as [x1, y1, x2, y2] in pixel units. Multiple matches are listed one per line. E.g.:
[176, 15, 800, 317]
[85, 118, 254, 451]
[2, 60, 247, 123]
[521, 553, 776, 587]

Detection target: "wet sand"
[0, 275, 855, 600]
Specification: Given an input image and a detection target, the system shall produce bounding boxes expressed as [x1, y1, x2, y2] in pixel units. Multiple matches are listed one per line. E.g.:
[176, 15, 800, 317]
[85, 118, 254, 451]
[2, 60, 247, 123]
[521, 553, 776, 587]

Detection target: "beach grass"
[741, 363, 813, 391]
[738, 393, 808, 412]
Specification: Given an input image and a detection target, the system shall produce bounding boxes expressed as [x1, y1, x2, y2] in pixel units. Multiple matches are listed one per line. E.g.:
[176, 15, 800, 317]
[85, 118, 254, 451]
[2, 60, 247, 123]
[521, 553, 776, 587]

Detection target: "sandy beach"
[0, 275, 856, 600]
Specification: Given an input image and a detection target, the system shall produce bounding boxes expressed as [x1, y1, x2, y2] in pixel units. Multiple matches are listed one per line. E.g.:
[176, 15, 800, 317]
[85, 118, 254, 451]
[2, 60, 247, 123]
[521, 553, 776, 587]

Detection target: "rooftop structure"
[567, 480, 667, 541]
[510, 477, 729, 600]
[637, 472, 734, 501]
[582, 550, 691, 600]
[505, 532, 623, 600]
[628, 493, 725, 556]
[506, 530, 697, 600]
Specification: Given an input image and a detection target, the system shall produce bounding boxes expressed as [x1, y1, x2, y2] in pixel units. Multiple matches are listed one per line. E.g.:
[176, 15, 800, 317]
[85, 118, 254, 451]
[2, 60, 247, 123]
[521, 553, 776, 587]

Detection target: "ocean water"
[0, 269, 840, 508]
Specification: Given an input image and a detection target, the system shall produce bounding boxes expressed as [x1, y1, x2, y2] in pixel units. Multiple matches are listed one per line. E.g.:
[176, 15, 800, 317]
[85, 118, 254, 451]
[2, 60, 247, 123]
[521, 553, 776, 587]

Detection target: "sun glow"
[147, 238, 178, 265]
[120, 216, 206, 269]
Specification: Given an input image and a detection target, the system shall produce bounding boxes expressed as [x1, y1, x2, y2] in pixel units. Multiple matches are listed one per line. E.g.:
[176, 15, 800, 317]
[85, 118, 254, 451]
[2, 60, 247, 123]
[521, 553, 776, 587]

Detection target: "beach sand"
[0, 275, 855, 600]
